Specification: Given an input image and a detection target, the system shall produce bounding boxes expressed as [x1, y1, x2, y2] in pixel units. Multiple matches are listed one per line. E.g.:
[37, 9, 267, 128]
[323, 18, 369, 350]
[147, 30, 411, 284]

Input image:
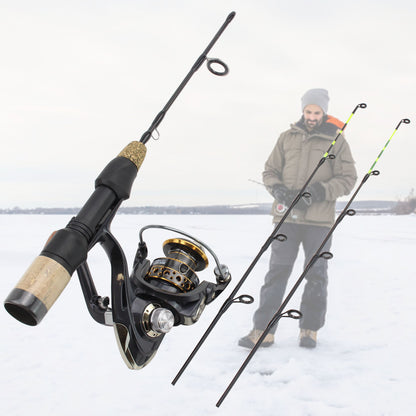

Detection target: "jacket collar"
[291, 115, 343, 140]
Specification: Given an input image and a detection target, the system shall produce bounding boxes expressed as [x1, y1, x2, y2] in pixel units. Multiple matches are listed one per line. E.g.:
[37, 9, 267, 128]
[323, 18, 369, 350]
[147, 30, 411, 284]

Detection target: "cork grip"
[16, 255, 71, 310]
[118, 141, 147, 170]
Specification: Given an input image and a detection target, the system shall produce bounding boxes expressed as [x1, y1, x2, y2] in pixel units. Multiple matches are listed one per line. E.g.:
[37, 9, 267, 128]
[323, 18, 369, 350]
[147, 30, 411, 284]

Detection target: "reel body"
[77, 225, 231, 369]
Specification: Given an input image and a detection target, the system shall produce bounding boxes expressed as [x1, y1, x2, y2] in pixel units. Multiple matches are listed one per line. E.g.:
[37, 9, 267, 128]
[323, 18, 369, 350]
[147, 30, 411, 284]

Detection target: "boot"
[299, 329, 317, 348]
[238, 329, 274, 349]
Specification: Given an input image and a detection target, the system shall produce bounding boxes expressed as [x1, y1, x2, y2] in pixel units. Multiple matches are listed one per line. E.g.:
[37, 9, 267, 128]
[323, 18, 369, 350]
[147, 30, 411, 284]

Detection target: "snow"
[1, 214, 415, 416]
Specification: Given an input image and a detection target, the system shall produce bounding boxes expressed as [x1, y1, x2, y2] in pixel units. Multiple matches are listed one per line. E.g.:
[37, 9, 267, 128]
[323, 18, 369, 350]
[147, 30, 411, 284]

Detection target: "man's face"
[303, 104, 324, 131]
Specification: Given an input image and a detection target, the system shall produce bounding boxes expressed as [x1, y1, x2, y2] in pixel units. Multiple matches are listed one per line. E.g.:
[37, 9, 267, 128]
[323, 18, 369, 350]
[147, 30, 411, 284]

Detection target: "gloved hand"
[271, 184, 297, 206]
[308, 182, 326, 202]
[296, 182, 326, 210]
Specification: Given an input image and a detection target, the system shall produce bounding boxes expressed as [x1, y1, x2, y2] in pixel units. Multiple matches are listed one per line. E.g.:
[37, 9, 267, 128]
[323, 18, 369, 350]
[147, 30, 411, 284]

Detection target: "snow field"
[1, 214, 415, 415]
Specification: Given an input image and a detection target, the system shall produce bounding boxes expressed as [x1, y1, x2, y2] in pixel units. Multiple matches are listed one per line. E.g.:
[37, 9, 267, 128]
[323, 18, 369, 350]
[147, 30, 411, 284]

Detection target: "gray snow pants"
[253, 222, 332, 333]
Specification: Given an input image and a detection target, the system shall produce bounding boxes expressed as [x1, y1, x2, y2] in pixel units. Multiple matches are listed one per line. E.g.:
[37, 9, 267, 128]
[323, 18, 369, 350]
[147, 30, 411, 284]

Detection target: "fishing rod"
[4, 11, 236, 370]
[216, 117, 411, 407]
[140, 11, 235, 144]
[172, 102, 366, 385]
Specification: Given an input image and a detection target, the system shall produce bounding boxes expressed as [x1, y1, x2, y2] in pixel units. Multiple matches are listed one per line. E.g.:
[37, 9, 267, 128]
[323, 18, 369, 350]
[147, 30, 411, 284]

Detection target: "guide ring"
[275, 234, 287, 242]
[207, 58, 229, 76]
[151, 128, 160, 141]
[371, 170, 380, 176]
[233, 295, 254, 305]
[282, 309, 302, 320]
[320, 251, 333, 260]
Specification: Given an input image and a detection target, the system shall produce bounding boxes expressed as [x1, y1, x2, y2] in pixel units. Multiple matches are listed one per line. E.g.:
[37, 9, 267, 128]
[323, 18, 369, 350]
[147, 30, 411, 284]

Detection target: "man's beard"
[305, 119, 321, 131]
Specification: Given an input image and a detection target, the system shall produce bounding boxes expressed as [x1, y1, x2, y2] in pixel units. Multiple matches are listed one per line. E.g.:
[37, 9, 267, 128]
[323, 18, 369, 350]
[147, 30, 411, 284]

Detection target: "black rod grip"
[4, 142, 147, 325]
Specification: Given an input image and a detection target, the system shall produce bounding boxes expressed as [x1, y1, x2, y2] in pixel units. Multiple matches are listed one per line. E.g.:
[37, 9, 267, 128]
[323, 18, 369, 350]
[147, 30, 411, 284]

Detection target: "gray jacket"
[263, 115, 357, 227]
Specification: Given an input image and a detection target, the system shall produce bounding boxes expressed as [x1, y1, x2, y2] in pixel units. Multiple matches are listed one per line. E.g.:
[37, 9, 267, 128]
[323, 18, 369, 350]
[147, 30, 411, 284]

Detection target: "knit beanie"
[301, 88, 329, 114]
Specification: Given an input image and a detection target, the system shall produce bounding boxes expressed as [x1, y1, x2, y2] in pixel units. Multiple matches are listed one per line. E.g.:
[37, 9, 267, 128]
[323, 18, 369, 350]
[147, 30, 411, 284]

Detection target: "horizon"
[0, 199, 399, 214]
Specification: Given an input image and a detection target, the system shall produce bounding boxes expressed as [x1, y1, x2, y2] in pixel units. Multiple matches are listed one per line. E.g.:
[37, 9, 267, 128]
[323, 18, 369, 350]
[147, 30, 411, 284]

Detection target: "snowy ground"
[1, 214, 415, 416]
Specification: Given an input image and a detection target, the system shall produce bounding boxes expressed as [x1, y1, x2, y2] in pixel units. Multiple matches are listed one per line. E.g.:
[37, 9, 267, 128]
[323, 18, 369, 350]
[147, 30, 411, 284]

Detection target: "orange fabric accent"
[326, 115, 344, 129]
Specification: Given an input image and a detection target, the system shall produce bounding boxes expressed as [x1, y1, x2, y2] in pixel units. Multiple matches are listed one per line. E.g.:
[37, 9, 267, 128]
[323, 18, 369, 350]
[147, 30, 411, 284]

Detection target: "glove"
[271, 184, 297, 206]
[296, 182, 326, 211]
[308, 182, 326, 202]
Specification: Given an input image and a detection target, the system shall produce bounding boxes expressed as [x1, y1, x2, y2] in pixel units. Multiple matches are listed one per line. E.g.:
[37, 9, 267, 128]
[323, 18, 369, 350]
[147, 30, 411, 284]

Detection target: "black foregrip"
[42, 155, 139, 275]
[73, 186, 117, 237]
[95, 156, 138, 200]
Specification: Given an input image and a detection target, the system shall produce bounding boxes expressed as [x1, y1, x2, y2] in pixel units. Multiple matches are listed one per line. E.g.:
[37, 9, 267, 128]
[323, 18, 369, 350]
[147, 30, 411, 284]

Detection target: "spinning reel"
[3, 11, 236, 372]
[77, 224, 231, 369]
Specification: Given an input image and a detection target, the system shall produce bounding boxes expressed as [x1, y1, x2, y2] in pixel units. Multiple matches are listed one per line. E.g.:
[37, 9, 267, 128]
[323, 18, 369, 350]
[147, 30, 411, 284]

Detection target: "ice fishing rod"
[216, 117, 411, 407]
[172, 102, 366, 385]
[140, 11, 235, 144]
[4, 11, 236, 370]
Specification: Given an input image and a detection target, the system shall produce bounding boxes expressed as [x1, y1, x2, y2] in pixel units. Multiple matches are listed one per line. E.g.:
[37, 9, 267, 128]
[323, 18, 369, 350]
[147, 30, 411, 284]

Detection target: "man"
[239, 88, 357, 349]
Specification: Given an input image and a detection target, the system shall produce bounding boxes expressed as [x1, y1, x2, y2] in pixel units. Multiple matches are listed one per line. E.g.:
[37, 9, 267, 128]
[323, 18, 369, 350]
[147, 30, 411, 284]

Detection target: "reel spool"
[145, 238, 209, 293]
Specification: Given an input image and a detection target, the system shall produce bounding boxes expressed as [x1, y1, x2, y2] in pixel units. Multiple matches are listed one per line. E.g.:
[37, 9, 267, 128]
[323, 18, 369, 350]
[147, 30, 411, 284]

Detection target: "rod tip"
[227, 11, 236, 21]
[396, 118, 411, 129]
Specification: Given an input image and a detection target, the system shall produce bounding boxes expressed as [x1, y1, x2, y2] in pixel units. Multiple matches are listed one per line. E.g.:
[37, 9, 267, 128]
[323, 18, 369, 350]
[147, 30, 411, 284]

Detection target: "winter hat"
[301, 88, 329, 114]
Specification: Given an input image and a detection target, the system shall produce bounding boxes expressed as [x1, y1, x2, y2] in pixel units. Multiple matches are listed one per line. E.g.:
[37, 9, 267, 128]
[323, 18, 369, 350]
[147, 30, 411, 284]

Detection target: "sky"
[1, 0, 415, 208]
